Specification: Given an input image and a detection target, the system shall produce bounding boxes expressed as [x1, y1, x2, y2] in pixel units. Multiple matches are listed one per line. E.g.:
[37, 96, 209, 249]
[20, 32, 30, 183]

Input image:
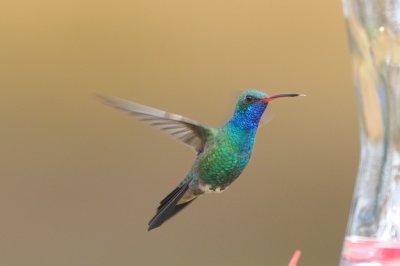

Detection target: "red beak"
[260, 93, 305, 103]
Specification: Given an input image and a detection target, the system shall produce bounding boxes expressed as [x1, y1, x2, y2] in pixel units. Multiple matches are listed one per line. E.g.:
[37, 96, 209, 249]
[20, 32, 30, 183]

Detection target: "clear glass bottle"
[341, 0, 400, 265]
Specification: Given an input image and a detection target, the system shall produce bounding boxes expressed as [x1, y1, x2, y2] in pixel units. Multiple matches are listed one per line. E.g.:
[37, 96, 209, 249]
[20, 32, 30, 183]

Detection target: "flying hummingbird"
[100, 90, 304, 231]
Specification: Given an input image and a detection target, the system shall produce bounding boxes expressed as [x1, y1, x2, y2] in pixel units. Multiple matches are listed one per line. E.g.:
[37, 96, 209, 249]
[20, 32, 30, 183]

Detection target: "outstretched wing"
[98, 95, 216, 153]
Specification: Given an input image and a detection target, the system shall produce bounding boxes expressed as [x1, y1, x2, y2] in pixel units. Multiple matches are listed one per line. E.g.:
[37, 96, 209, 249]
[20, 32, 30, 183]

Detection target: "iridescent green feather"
[199, 125, 256, 190]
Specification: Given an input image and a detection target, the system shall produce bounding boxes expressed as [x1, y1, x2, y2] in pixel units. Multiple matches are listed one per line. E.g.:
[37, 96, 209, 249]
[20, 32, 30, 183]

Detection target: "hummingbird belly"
[196, 142, 250, 193]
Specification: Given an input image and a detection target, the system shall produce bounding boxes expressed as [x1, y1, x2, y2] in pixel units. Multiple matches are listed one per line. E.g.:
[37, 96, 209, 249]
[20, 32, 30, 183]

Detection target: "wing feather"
[98, 95, 216, 153]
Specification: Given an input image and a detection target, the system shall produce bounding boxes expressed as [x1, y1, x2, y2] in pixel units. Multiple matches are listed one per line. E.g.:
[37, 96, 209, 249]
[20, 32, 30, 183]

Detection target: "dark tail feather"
[148, 183, 196, 231]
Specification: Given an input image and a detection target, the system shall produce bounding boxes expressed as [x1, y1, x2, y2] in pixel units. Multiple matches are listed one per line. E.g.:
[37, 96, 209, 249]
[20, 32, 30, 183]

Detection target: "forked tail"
[148, 182, 197, 231]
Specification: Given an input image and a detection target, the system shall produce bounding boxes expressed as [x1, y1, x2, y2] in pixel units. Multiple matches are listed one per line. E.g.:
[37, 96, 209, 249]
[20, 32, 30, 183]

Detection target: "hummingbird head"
[231, 90, 303, 129]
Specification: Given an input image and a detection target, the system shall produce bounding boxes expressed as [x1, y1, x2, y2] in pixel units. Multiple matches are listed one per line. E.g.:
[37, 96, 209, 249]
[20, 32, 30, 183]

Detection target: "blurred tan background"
[0, 0, 357, 265]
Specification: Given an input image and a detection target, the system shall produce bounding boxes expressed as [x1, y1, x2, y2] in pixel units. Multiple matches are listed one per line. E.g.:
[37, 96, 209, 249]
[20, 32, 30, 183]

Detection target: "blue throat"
[228, 102, 268, 131]
[224, 102, 268, 155]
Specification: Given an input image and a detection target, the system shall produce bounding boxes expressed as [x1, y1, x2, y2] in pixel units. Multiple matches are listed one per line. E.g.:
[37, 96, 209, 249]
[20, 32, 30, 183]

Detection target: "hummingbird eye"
[245, 95, 256, 103]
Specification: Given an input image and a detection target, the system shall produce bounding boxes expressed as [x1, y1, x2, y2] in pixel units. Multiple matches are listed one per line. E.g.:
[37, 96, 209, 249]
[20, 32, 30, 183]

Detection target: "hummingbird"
[99, 90, 304, 231]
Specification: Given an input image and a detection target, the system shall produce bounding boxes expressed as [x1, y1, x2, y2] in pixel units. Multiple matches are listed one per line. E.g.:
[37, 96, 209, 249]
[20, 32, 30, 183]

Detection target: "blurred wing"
[259, 109, 275, 128]
[98, 95, 216, 153]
